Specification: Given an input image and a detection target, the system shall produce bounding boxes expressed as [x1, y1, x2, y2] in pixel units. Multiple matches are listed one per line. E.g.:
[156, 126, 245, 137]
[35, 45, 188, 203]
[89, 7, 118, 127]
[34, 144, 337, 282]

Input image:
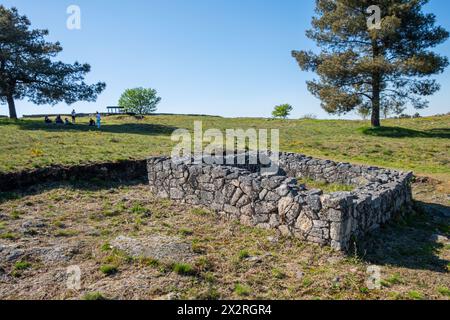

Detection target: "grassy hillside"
[0, 115, 448, 183]
[0, 116, 448, 300]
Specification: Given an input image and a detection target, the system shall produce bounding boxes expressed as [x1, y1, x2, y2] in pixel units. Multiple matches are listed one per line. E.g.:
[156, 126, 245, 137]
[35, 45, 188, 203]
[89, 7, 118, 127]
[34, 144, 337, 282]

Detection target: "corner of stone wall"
[320, 192, 355, 251]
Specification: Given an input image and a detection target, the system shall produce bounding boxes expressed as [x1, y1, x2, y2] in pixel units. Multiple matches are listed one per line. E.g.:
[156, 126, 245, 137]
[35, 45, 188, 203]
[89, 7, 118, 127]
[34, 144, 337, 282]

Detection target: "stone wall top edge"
[146, 152, 411, 177]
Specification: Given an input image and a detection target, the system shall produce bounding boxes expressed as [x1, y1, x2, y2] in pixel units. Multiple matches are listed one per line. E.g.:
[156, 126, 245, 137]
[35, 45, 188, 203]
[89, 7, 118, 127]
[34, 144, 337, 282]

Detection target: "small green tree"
[272, 104, 293, 119]
[0, 6, 105, 119]
[118, 87, 161, 115]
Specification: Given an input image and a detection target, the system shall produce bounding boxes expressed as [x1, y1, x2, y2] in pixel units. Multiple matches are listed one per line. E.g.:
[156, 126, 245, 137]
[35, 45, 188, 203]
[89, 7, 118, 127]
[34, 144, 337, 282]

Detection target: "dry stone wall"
[147, 153, 413, 251]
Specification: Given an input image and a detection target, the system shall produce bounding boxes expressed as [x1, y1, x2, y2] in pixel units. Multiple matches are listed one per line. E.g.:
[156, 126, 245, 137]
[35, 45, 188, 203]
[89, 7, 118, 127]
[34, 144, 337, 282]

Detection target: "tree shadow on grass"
[0, 119, 178, 136]
[358, 202, 449, 273]
[361, 126, 450, 139]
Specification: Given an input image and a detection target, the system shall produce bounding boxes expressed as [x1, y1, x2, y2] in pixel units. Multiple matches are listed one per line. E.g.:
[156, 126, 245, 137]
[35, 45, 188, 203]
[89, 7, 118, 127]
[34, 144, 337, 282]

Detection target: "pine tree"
[292, 0, 448, 127]
[0, 6, 105, 119]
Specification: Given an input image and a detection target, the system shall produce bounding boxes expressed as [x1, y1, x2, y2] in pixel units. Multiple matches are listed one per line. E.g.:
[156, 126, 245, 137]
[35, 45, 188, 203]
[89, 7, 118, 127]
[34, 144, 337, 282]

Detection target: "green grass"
[190, 207, 211, 216]
[0, 232, 19, 240]
[302, 277, 313, 288]
[141, 257, 160, 268]
[100, 242, 112, 252]
[179, 228, 194, 236]
[407, 291, 424, 300]
[14, 261, 32, 271]
[102, 209, 121, 217]
[54, 229, 78, 237]
[381, 273, 404, 287]
[0, 115, 448, 185]
[437, 287, 450, 297]
[99, 264, 118, 276]
[10, 210, 23, 220]
[130, 203, 151, 216]
[238, 249, 251, 260]
[12, 261, 32, 277]
[234, 283, 251, 297]
[52, 220, 66, 228]
[172, 263, 195, 276]
[83, 292, 107, 300]
[359, 287, 370, 294]
[271, 268, 286, 279]
[297, 177, 354, 193]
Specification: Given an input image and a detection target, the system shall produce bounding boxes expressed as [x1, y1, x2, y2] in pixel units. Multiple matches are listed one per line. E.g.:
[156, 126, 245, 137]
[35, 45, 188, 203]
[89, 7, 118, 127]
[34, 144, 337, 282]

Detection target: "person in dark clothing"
[89, 118, 96, 126]
[44, 116, 52, 124]
[55, 115, 64, 125]
[71, 109, 76, 123]
[64, 118, 73, 125]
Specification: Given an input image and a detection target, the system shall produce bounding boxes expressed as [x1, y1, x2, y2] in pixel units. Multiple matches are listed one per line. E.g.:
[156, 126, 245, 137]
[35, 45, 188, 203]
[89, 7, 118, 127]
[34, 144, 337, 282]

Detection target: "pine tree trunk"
[371, 81, 381, 127]
[6, 94, 17, 119]
[371, 40, 381, 128]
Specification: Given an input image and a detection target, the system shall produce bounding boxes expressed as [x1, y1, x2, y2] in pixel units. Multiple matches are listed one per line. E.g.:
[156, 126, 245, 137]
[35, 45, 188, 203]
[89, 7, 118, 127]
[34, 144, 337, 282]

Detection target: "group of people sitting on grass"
[44, 115, 73, 125]
[44, 110, 102, 128]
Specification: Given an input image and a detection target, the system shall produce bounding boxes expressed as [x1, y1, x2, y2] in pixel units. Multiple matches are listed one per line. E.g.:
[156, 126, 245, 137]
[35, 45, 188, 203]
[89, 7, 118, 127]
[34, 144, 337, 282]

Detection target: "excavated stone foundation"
[147, 152, 413, 251]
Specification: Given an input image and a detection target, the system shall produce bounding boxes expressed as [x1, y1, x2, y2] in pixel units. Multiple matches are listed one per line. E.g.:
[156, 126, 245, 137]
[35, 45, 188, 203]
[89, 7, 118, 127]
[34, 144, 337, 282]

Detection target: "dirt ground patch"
[0, 179, 448, 300]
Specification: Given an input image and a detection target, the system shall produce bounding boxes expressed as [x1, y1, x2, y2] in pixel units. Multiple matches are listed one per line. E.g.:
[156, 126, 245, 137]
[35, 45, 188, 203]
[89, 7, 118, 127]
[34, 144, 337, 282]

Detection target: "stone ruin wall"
[147, 153, 413, 251]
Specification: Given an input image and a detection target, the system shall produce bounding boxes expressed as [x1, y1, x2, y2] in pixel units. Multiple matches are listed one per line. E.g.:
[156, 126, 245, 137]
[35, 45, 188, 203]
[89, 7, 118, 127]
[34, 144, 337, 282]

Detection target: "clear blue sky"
[2, 0, 450, 118]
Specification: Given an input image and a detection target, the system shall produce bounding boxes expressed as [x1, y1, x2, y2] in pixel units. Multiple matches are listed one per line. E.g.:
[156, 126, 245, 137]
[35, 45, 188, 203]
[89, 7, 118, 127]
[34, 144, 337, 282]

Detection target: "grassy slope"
[0, 115, 448, 300]
[0, 115, 448, 183]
